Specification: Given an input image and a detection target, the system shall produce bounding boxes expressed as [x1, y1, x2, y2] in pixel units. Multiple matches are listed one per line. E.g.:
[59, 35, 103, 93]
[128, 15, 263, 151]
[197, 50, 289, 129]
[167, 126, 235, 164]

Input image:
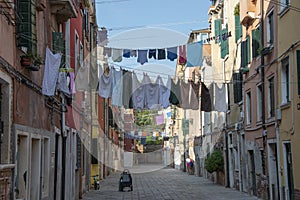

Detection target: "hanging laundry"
[156, 114, 165, 125]
[69, 71, 76, 94]
[157, 49, 166, 60]
[179, 45, 187, 65]
[166, 111, 172, 118]
[57, 71, 70, 95]
[180, 80, 191, 109]
[131, 72, 145, 110]
[137, 50, 148, 65]
[112, 48, 122, 62]
[103, 47, 112, 57]
[200, 82, 212, 112]
[112, 68, 123, 106]
[42, 47, 61, 96]
[187, 41, 203, 67]
[169, 78, 181, 106]
[144, 74, 160, 109]
[167, 46, 178, 61]
[122, 70, 133, 109]
[158, 76, 171, 109]
[98, 66, 113, 98]
[130, 50, 137, 57]
[75, 61, 89, 91]
[214, 83, 227, 112]
[190, 80, 200, 110]
[123, 49, 131, 58]
[148, 49, 157, 59]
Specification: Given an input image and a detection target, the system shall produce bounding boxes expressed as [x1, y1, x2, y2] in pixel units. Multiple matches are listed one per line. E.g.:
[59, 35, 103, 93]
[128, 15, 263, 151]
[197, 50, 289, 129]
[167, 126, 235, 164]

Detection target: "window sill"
[279, 6, 290, 18]
[256, 120, 263, 126]
[280, 101, 291, 110]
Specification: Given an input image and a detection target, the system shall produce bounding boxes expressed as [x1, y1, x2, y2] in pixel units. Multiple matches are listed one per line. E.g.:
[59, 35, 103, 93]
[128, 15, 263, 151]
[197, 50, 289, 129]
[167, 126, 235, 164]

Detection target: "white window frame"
[281, 57, 290, 104]
[257, 84, 263, 122]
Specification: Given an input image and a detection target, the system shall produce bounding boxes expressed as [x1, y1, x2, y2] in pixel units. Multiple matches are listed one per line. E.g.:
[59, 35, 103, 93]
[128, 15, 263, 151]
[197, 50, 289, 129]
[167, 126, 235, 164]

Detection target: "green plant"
[21, 52, 43, 65]
[234, 3, 240, 16]
[204, 149, 224, 173]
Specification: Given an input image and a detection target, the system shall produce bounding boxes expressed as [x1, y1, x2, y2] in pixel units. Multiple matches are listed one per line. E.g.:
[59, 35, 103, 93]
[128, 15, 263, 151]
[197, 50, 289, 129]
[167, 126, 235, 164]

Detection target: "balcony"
[50, 0, 78, 23]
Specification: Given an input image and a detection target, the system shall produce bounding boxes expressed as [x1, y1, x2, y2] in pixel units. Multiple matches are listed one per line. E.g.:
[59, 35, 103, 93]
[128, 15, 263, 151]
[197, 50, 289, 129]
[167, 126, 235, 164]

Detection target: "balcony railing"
[0, 164, 15, 200]
[50, 0, 78, 23]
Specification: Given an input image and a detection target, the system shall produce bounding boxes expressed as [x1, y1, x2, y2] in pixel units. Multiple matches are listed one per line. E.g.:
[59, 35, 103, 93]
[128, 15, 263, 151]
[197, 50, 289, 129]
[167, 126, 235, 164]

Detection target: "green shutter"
[235, 15, 242, 42]
[233, 72, 243, 103]
[17, 0, 37, 54]
[297, 50, 300, 95]
[246, 36, 251, 64]
[214, 19, 222, 44]
[221, 26, 229, 59]
[241, 40, 246, 67]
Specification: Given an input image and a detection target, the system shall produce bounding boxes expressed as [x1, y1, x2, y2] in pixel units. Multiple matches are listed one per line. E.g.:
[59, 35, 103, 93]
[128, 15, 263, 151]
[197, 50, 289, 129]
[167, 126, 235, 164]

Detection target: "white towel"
[42, 48, 61, 96]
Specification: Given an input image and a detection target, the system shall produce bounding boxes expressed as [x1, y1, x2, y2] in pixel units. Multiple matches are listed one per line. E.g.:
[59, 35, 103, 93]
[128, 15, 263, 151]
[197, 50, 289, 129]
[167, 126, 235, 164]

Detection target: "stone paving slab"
[83, 165, 261, 200]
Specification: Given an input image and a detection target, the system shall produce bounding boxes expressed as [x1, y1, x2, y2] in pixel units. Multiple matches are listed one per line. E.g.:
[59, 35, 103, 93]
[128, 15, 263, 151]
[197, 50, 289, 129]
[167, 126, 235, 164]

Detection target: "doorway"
[283, 142, 294, 200]
[248, 150, 257, 196]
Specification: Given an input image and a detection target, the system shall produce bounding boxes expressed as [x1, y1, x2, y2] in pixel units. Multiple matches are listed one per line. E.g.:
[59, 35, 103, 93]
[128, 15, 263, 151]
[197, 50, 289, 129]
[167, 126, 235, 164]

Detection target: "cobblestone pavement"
[83, 165, 261, 200]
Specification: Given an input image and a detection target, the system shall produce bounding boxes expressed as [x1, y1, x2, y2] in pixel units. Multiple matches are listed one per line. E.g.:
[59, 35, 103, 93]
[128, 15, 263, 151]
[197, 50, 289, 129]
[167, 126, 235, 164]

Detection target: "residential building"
[240, 0, 279, 198]
[277, 0, 300, 199]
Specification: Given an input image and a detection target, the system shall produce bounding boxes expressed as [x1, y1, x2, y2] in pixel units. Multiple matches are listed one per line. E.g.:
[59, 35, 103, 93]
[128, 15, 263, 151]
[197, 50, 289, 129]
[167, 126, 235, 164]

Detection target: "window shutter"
[235, 15, 242, 42]
[241, 40, 246, 67]
[214, 19, 221, 44]
[297, 50, 300, 95]
[233, 72, 243, 103]
[246, 36, 251, 64]
[221, 27, 229, 59]
[17, 0, 37, 53]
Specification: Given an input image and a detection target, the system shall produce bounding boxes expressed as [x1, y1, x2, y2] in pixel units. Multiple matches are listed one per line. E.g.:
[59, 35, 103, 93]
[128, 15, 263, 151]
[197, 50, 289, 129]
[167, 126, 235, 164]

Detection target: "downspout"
[290, 48, 295, 135]
[60, 93, 66, 200]
[276, 122, 283, 200]
[260, 0, 267, 176]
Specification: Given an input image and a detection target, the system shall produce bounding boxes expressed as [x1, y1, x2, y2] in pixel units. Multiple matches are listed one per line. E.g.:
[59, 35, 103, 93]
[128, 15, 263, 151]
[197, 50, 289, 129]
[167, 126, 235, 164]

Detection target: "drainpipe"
[276, 122, 283, 200]
[60, 93, 66, 200]
[260, 0, 267, 176]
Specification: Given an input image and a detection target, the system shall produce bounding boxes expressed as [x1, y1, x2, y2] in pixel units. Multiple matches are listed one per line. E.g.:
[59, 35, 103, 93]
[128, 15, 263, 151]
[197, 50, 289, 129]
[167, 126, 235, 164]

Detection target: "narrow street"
[83, 165, 260, 200]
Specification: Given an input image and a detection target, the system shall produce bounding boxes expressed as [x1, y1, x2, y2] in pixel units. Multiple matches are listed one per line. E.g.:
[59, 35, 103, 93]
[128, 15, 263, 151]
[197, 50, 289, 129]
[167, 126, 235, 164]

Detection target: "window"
[268, 77, 275, 118]
[267, 11, 274, 46]
[246, 91, 251, 125]
[16, 0, 37, 54]
[221, 25, 229, 59]
[233, 72, 243, 103]
[281, 57, 290, 104]
[257, 84, 263, 122]
[252, 26, 261, 58]
[214, 19, 222, 44]
[280, 0, 290, 12]
[235, 15, 242, 42]
[241, 36, 251, 68]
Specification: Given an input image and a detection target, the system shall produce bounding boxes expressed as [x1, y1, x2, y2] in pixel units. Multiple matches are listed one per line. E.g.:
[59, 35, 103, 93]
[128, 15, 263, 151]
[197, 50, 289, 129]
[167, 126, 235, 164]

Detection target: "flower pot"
[20, 57, 32, 67]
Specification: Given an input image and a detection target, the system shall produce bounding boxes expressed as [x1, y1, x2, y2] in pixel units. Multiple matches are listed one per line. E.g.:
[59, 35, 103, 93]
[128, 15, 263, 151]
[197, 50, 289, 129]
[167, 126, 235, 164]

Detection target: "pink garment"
[156, 114, 164, 125]
[179, 45, 187, 65]
[70, 72, 76, 94]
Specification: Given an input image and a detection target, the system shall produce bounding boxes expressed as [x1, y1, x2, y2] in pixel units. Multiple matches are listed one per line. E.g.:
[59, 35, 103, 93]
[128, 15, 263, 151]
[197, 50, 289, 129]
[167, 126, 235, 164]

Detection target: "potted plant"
[20, 52, 43, 71]
[20, 52, 34, 67]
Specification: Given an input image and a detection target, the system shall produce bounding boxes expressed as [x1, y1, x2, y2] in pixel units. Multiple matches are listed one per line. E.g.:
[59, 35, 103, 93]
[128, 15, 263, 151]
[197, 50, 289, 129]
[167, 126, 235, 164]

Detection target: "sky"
[96, 0, 211, 37]
[95, 0, 212, 79]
